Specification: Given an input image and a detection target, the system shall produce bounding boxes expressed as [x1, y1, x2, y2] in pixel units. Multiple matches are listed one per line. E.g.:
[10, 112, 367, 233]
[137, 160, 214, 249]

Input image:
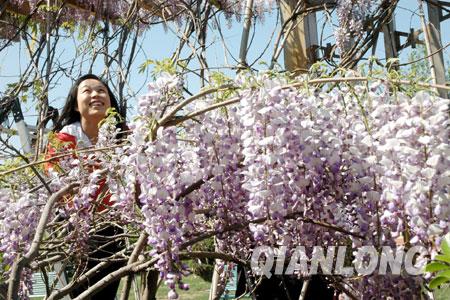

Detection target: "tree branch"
[119, 232, 149, 300]
[7, 183, 78, 300]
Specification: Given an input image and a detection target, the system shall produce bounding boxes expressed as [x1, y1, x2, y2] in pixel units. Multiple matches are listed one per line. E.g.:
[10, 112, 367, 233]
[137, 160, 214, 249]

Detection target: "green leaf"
[209, 71, 231, 86]
[386, 57, 399, 65]
[429, 276, 450, 290]
[425, 262, 450, 273]
[435, 255, 450, 264]
[441, 233, 450, 256]
[138, 59, 154, 74]
[437, 270, 450, 279]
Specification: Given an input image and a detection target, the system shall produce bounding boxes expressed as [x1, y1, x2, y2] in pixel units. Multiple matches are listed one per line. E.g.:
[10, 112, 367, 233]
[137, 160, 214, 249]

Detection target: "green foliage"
[359, 49, 442, 97]
[406, 46, 432, 82]
[98, 107, 123, 129]
[209, 71, 232, 86]
[78, 24, 87, 40]
[6, 82, 19, 92]
[29, 21, 39, 38]
[37, 4, 61, 13]
[309, 61, 329, 78]
[32, 78, 45, 100]
[425, 233, 450, 290]
[185, 237, 215, 282]
[0, 156, 37, 190]
[208, 71, 237, 105]
[60, 21, 77, 34]
[139, 58, 181, 79]
[4, 82, 29, 103]
[0, 253, 3, 281]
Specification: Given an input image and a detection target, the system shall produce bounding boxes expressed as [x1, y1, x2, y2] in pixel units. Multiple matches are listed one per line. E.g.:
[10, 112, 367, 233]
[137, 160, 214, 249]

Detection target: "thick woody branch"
[7, 183, 78, 300]
[71, 256, 160, 300]
[238, 0, 254, 67]
[180, 251, 249, 267]
[157, 83, 237, 126]
[47, 231, 148, 300]
[182, 211, 365, 250]
[119, 232, 149, 300]
[175, 175, 213, 201]
[163, 76, 450, 127]
[46, 252, 127, 300]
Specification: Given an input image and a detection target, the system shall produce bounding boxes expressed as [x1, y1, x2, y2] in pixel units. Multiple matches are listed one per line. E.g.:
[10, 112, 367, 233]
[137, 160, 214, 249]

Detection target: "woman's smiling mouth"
[90, 100, 104, 107]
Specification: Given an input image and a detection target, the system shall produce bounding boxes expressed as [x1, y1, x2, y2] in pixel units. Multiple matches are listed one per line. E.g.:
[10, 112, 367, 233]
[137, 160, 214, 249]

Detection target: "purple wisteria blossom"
[0, 72, 448, 298]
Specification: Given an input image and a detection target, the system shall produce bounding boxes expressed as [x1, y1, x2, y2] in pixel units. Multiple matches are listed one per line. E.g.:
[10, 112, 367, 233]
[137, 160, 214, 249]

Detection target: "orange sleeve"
[45, 132, 77, 172]
[45, 132, 114, 211]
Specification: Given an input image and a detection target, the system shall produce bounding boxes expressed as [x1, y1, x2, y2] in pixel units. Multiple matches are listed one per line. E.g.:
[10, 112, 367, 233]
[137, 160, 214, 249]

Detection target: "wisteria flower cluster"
[7, 0, 131, 22]
[335, 0, 379, 52]
[6, 0, 276, 22]
[0, 72, 448, 299]
[0, 189, 43, 294]
[4, 0, 376, 48]
[105, 72, 448, 298]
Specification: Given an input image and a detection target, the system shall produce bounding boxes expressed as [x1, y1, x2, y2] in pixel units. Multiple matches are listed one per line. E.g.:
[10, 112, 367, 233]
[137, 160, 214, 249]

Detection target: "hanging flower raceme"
[124, 72, 448, 299]
[1, 71, 448, 299]
[335, 0, 379, 52]
[0, 189, 42, 274]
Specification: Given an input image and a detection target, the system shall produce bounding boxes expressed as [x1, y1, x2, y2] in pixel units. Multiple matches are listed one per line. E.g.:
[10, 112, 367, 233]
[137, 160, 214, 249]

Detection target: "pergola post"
[279, 0, 319, 75]
[382, 16, 399, 61]
[426, 0, 447, 98]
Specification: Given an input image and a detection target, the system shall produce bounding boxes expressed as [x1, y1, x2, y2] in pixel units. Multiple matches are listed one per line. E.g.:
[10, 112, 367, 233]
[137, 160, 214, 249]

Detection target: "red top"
[46, 131, 113, 211]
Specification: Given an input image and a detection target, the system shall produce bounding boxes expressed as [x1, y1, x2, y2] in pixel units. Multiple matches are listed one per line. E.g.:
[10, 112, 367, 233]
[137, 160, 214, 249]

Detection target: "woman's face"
[76, 79, 111, 123]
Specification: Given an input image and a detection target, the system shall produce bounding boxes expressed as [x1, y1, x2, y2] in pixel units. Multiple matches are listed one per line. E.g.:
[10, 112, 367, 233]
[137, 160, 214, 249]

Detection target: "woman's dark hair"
[53, 74, 126, 135]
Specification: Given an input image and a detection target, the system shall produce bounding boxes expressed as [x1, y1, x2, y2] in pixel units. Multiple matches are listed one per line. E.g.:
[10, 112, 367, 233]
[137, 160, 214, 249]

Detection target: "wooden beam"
[383, 17, 398, 60]
[395, 29, 424, 51]
[4, 1, 32, 16]
[427, 0, 441, 32]
[427, 23, 447, 98]
[426, 0, 447, 98]
[280, 0, 319, 75]
[2, 0, 169, 23]
[0, 13, 20, 41]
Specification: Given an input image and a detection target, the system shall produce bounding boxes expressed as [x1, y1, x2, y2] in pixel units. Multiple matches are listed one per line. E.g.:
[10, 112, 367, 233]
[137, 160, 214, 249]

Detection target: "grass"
[119, 274, 212, 300]
[156, 274, 211, 300]
[30, 273, 212, 300]
[433, 283, 450, 300]
[30, 274, 450, 299]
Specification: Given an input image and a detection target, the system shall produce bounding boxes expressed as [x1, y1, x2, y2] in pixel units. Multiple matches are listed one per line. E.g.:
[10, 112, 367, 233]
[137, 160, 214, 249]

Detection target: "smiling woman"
[53, 74, 121, 146]
[75, 78, 112, 143]
[46, 74, 127, 299]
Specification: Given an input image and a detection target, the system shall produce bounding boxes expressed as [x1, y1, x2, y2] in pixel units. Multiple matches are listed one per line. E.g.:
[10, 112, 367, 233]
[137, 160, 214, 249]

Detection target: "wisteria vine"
[4, 0, 376, 53]
[0, 72, 449, 299]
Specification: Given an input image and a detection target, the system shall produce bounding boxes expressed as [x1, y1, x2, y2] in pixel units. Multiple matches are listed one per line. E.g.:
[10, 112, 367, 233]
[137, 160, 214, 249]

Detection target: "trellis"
[0, 1, 449, 300]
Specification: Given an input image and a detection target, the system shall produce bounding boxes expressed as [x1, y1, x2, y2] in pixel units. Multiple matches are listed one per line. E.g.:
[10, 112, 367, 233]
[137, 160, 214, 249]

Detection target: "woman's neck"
[80, 118, 101, 144]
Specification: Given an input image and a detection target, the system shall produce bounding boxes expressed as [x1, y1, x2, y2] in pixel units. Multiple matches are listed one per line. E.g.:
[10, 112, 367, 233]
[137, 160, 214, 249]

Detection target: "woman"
[53, 73, 125, 146]
[50, 74, 126, 299]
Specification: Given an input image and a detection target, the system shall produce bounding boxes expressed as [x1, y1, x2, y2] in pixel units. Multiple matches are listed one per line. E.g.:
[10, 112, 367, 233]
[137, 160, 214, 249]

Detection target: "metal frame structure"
[281, 0, 448, 98]
[0, 97, 32, 153]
